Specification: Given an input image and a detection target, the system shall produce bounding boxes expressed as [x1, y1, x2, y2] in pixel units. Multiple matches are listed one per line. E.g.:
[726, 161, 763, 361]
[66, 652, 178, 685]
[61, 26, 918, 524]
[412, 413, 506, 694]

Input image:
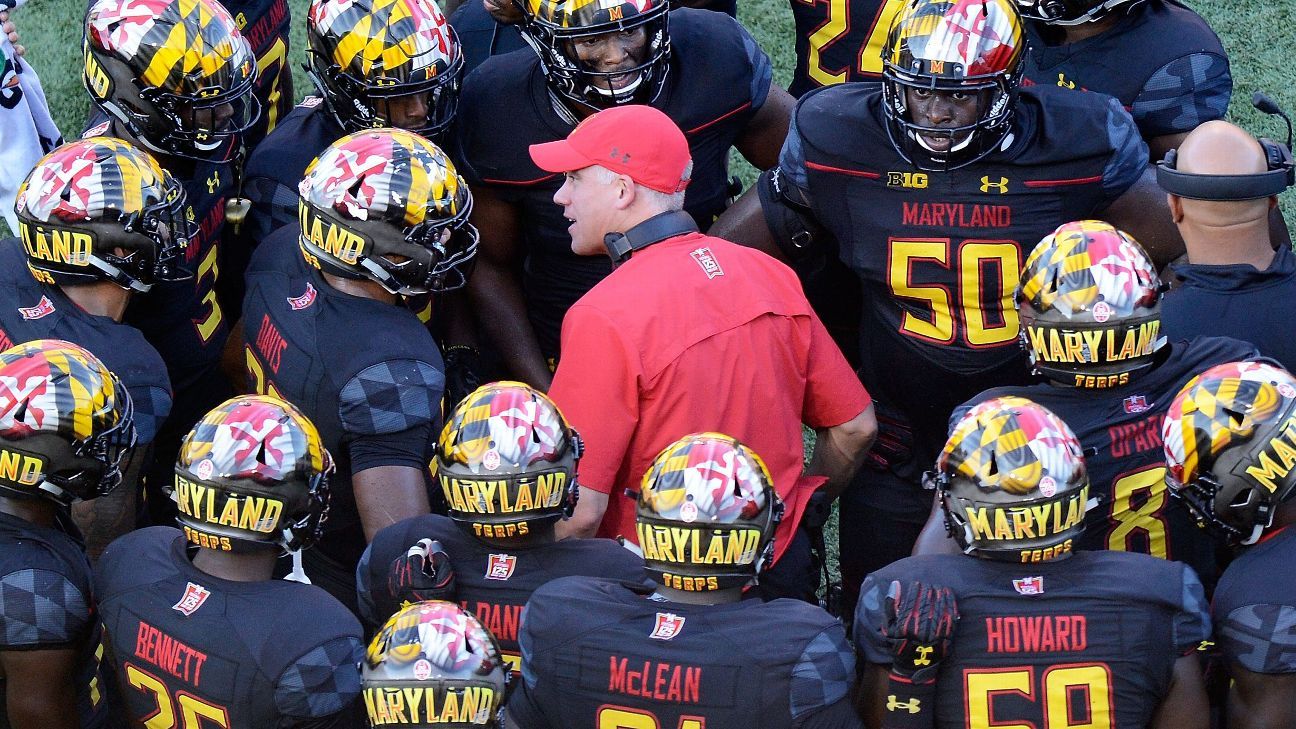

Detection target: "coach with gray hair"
[530, 104, 877, 602]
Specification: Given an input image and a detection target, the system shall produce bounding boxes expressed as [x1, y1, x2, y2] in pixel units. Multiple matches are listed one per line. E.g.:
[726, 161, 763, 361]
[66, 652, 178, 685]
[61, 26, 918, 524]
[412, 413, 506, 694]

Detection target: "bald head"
[1177, 120, 1270, 176]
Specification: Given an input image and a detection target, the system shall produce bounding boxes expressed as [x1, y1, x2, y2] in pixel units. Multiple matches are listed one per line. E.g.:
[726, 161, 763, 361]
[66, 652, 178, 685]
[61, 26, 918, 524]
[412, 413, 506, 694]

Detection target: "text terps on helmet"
[84, 0, 261, 161]
[636, 432, 784, 592]
[298, 128, 478, 296]
[1016, 220, 1165, 389]
[307, 0, 464, 137]
[1164, 361, 1296, 545]
[882, 0, 1025, 170]
[517, 0, 671, 111]
[437, 382, 581, 541]
[16, 138, 194, 293]
[363, 600, 510, 727]
[934, 396, 1089, 562]
[1015, 0, 1146, 25]
[0, 339, 136, 505]
[172, 395, 333, 553]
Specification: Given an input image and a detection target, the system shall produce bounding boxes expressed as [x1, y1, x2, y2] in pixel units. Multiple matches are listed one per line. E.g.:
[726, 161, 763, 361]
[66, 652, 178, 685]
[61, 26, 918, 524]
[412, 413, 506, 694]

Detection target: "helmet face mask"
[935, 396, 1089, 562]
[517, 0, 671, 112]
[1164, 361, 1296, 545]
[306, 0, 464, 138]
[1015, 0, 1145, 25]
[881, 0, 1025, 171]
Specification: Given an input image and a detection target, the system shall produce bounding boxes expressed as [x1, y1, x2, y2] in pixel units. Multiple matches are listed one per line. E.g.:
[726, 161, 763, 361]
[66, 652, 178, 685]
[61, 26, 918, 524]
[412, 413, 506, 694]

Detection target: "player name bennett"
[608, 656, 702, 704]
[901, 202, 1012, 229]
[364, 685, 498, 726]
[135, 620, 209, 685]
[985, 615, 1088, 653]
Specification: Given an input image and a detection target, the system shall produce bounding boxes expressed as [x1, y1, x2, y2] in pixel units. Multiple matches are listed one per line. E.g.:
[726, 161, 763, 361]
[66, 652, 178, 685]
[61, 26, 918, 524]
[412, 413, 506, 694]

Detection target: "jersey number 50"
[888, 238, 1022, 347]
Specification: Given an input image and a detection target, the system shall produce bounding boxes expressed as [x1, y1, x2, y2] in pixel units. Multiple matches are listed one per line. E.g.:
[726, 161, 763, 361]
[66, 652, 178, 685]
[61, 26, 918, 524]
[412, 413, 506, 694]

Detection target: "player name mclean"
[608, 656, 703, 704]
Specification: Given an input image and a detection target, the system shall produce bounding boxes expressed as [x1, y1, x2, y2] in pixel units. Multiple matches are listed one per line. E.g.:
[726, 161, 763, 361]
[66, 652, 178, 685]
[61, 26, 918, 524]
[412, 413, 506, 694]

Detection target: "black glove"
[387, 538, 456, 612]
[865, 413, 915, 472]
[443, 345, 483, 408]
[883, 580, 959, 684]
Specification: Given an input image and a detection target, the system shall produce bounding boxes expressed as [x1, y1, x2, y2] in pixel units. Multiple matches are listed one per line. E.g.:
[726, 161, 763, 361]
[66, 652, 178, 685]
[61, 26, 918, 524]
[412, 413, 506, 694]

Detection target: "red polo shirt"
[548, 232, 870, 563]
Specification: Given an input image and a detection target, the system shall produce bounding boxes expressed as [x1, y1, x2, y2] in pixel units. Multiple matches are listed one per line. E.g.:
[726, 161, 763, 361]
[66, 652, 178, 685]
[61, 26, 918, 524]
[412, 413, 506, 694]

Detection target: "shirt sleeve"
[790, 623, 857, 724]
[852, 572, 893, 666]
[1217, 602, 1296, 674]
[512, 603, 558, 728]
[549, 305, 642, 493]
[802, 312, 870, 428]
[1131, 53, 1231, 139]
[339, 358, 443, 472]
[274, 636, 365, 721]
[1100, 96, 1150, 207]
[733, 17, 773, 111]
[1173, 566, 1212, 655]
[0, 569, 91, 649]
[128, 384, 173, 446]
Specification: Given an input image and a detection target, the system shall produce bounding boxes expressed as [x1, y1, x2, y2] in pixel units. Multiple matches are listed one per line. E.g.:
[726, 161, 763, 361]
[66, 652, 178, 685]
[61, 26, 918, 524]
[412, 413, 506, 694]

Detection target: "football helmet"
[515, 0, 671, 111]
[1015, 0, 1145, 25]
[636, 432, 784, 591]
[1164, 361, 1296, 546]
[306, 0, 464, 138]
[171, 395, 333, 553]
[362, 600, 510, 728]
[881, 0, 1026, 170]
[1016, 220, 1165, 389]
[933, 396, 1089, 562]
[84, 0, 261, 162]
[436, 382, 581, 541]
[298, 128, 478, 296]
[0, 340, 136, 506]
[15, 138, 194, 293]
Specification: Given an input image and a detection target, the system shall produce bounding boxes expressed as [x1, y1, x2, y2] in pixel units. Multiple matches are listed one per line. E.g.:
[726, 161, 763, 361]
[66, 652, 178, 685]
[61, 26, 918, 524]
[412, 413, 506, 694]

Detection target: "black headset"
[1156, 92, 1295, 201]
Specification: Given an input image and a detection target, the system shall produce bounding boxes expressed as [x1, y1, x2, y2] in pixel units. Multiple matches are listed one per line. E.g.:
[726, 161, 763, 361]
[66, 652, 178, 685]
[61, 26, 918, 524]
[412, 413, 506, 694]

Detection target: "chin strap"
[603, 210, 698, 265]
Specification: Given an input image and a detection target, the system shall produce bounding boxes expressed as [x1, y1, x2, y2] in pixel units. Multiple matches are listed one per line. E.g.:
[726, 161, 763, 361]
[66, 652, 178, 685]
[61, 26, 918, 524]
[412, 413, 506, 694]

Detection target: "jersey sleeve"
[789, 623, 857, 723]
[339, 359, 443, 472]
[274, 635, 365, 721]
[548, 305, 642, 494]
[129, 383, 173, 446]
[852, 572, 893, 666]
[1099, 96, 1150, 207]
[0, 568, 91, 649]
[513, 601, 559, 728]
[733, 16, 773, 111]
[1217, 602, 1296, 674]
[1130, 53, 1231, 140]
[776, 108, 814, 205]
[1173, 565, 1212, 655]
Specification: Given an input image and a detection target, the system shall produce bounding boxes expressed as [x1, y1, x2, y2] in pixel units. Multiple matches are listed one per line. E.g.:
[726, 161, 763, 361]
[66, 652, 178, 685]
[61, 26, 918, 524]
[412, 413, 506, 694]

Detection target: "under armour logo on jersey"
[1056, 72, 1077, 90]
[650, 612, 685, 640]
[1013, 576, 1044, 595]
[911, 645, 934, 666]
[690, 247, 723, 279]
[172, 582, 212, 616]
[206, 170, 221, 193]
[18, 295, 55, 320]
[485, 554, 516, 581]
[980, 176, 1009, 194]
[1123, 395, 1150, 414]
[886, 696, 921, 714]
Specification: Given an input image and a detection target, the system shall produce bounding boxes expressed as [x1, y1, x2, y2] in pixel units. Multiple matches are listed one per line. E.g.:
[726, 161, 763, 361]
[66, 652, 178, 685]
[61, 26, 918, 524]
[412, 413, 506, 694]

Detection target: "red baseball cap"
[529, 105, 691, 194]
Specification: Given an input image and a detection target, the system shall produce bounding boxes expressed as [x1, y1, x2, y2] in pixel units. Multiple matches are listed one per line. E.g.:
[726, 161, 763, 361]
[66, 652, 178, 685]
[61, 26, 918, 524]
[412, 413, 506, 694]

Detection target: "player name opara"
[985, 615, 1088, 653]
[440, 473, 569, 514]
[901, 202, 1012, 228]
[1026, 321, 1161, 365]
[173, 475, 285, 533]
[608, 656, 702, 704]
[364, 685, 498, 726]
[635, 524, 762, 565]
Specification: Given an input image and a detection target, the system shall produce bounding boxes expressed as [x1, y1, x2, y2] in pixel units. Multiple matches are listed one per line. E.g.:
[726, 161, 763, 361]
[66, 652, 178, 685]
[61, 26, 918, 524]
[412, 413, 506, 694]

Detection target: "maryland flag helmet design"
[363, 600, 510, 727]
[637, 433, 784, 591]
[307, 0, 464, 138]
[15, 138, 194, 293]
[881, 0, 1025, 170]
[1017, 220, 1165, 388]
[298, 128, 478, 295]
[517, 0, 670, 110]
[437, 382, 581, 540]
[1163, 361, 1296, 545]
[934, 396, 1089, 562]
[172, 395, 333, 552]
[84, 0, 261, 161]
[0, 339, 136, 505]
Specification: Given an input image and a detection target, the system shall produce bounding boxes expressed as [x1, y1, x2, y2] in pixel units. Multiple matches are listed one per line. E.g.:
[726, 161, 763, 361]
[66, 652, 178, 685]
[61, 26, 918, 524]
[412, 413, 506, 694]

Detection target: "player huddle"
[0, 0, 1292, 726]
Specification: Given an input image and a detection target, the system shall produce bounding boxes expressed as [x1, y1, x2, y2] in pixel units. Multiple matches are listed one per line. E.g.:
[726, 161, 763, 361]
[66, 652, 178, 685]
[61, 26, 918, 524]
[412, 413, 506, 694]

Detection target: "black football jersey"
[855, 551, 1211, 729]
[241, 225, 445, 572]
[788, 0, 903, 96]
[510, 576, 858, 728]
[957, 337, 1260, 589]
[81, 116, 234, 399]
[449, 0, 527, 77]
[94, 527, 364, 728]
[1021, 0, 1230, 141]
[0, 512, 117, 728]
[223, 0, 293, 149]
[1213, 527, 1296, 674]
[0, 239, 173, 445]
[780, 84, 1147, 461]
[356, 514, 646, 668]
[453, 7, 773, 359]
[1163, 246, 1296, 374]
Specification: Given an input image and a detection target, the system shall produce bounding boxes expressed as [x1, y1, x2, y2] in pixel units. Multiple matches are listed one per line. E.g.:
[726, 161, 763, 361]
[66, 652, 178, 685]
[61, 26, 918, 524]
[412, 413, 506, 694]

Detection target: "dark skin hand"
[72, 449, 148, 563]
[353, 465, 431, 542]
[0, 647, 81, 729]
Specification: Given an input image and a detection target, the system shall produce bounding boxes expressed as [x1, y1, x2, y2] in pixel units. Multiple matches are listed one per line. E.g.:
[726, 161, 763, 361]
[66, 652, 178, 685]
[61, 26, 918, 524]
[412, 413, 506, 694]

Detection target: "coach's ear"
[1167, 193, 1185, 224]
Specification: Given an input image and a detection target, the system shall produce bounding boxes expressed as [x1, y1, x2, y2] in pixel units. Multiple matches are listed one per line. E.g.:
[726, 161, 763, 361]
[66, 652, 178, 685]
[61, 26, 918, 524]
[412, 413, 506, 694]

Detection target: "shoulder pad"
[275, 635, 365, 719]
[340, 359, 445, 435]
[0, 568, 90, 647]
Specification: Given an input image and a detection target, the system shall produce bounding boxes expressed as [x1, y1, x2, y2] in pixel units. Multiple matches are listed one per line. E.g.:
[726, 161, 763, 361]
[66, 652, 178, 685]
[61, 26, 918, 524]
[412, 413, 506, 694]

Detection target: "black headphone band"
[1157, 137, 1294, 201]
[604, 210, 699, 264]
